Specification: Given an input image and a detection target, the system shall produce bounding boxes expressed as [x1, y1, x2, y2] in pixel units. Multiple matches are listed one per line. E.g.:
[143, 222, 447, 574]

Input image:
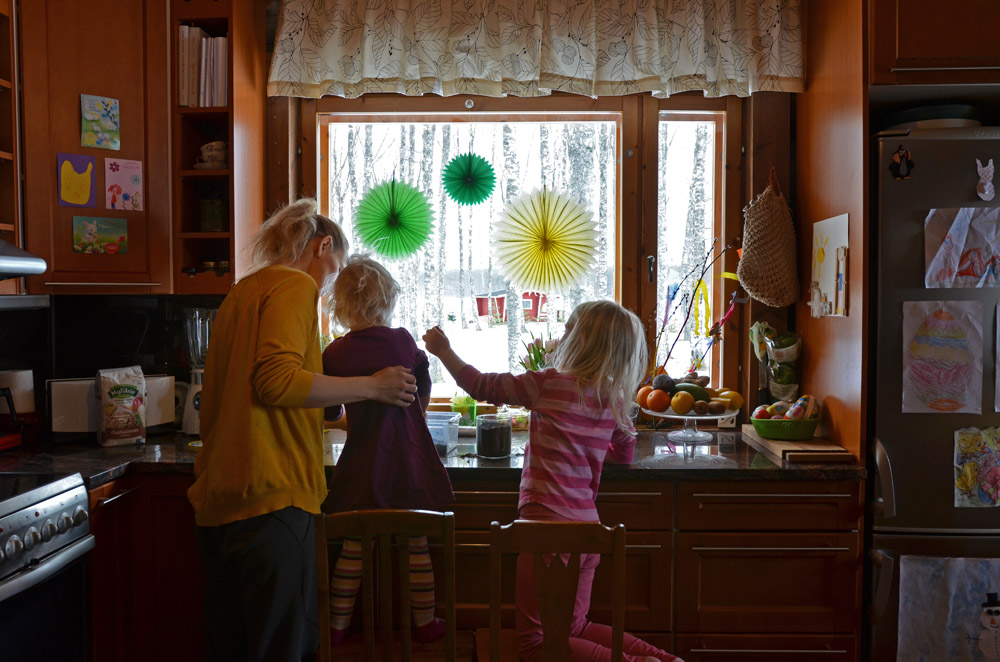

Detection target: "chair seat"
[475, 627, 519, 662]
[332, 629, 477, 662]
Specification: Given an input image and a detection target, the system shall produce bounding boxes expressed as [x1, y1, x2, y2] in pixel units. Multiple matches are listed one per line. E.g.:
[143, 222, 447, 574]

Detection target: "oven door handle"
[0, 534, 95, 604]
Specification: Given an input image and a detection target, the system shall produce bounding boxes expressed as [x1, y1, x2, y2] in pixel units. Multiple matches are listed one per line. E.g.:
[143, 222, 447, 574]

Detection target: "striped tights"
[329, 535, 438, 630]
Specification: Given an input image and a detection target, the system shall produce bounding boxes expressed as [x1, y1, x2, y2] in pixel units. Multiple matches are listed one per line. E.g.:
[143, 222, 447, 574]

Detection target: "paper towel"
[0, 369, 35, 414]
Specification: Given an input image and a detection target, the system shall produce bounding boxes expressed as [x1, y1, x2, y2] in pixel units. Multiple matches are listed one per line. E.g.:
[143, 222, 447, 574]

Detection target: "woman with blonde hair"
[189, 199, 418, 662]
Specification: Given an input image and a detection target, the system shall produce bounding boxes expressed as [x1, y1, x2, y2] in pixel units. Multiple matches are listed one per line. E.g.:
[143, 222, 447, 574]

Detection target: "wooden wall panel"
[793, 0, 868, 457]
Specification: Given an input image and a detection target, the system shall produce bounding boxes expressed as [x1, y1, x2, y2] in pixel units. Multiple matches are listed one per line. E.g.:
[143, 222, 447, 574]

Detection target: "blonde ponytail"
[243, 198, 348, 277]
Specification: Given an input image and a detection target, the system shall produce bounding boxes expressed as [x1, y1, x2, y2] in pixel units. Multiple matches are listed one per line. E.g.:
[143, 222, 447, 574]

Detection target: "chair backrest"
[488, 519, 626, 662]
[316, 509, 457, 662]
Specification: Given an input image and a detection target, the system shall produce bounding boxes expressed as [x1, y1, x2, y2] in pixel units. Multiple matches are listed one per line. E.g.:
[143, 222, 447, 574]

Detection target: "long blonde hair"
[550, 300, 647, 431]
[243, 198, 348, 277]
[332, 255, 400, 330]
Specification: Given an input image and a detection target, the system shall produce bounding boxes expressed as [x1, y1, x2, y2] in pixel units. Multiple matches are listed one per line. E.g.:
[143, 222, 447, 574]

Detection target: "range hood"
[0, 239, 46, 281]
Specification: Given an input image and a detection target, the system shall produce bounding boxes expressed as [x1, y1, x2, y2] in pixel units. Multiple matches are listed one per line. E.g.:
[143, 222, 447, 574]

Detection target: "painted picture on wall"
[80, 94, 120, 150]
[72, 217, 128, 255]
[902, 300, 982, 414]
[105, 159, 143, 211]
[809, 213, 848, 317]
[57, 153, 96, 208]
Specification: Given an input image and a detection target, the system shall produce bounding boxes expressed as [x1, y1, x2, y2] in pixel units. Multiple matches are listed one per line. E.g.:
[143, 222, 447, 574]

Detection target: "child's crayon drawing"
[955, 426, 1000, 507]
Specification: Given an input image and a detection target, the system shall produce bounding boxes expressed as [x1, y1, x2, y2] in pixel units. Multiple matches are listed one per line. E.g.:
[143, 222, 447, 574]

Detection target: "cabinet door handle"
[697, 648, 847, 655]
[453, 491, 519, 496]
[599, 492, 663, 498]
[97, 486, 139, 507]
[690, 493, 852, 498]
[44, 282, 162, 287]
[690, 546, 850, 552]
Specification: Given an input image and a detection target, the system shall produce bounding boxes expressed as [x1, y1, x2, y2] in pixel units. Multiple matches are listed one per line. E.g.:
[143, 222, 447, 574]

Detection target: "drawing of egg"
[907, 309, 974, 411]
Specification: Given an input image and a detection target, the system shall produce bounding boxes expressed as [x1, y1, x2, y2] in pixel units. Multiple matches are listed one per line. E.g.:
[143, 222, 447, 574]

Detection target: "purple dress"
[322, 326, 454, 513]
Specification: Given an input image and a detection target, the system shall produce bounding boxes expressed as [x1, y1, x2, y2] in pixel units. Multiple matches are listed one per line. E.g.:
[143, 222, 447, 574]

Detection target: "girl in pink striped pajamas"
[424, 300, 684, 662]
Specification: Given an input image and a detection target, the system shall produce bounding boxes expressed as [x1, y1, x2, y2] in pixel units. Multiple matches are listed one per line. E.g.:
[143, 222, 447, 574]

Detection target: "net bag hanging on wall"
[737, 169, 799, 307]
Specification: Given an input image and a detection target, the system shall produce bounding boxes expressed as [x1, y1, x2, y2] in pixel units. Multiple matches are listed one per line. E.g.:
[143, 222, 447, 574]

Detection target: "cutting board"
[741, 424, 851, 462]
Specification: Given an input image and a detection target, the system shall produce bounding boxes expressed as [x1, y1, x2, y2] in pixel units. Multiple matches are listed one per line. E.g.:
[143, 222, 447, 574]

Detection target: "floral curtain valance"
[268, 0, 803, 100]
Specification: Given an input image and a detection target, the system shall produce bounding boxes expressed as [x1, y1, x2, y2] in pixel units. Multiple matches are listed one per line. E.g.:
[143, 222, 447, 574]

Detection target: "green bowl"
[750, 417, 820, 440]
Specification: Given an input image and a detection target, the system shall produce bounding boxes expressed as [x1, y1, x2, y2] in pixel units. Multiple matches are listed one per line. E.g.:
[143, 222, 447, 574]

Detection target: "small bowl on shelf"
[750, 417, 820, 441]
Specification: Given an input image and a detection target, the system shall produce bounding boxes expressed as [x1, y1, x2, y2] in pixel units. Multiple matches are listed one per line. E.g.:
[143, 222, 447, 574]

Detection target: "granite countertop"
[0, 426, 865, 490]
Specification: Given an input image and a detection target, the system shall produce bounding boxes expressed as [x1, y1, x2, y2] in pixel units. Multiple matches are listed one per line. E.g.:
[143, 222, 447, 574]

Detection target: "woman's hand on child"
[422, 326, 451, 356]
[370, 366, 417, 406]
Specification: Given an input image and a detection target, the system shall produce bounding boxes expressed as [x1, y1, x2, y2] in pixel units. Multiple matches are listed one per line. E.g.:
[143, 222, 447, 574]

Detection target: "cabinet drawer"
[676, 481, 860, 531]
[676, 634, 857, 662]
[452, 480, 673, 531]
[675, 532, 861, 634]
[597, 481, 673, 530]
[439, 530, 672, 631]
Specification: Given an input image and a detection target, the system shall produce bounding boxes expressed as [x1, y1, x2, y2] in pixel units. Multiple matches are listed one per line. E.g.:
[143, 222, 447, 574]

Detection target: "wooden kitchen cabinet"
[170, 0, 265, 293]
[0, 0, 20, 295]
[88, 478, 140, 662]
[19, 0, 172, 294]
[871, 0, 1000, 84]
[88, 473, 206, 662]
[674, 481, 863, 661]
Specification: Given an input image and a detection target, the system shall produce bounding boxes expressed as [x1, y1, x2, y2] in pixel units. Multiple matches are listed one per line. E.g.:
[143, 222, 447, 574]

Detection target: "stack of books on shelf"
[177, 26, 228, 107]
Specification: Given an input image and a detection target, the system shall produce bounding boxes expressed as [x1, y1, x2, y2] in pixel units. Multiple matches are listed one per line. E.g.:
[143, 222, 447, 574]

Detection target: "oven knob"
[41, 520, 58, 542]
[5, 535, 23, 560]
[23, 527, 41, 550]
[58, 513, 73, 533]
[72, 506, 89, 526]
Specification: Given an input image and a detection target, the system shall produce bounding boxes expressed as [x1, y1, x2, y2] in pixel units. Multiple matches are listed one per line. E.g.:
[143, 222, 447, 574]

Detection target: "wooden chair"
[477, 519, 627, 662]
[316, 509, 457, 662]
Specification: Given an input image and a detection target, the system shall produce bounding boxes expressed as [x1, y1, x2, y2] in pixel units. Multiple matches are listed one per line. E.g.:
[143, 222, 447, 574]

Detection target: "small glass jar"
[475, 413, 512, 459]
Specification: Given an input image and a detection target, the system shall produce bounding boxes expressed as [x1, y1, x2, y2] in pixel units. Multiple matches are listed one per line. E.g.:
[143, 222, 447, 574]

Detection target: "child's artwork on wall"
[925, 207, 1000, 288]
[954, 426, 1000, 508]
[105, 159, 143, 211]
[80, 94, 120, 150]
[897, 555, 1000, 661]
[809, 213, 848, 317]
[57, 153, 96, 208]
[902, 300, 982, 414]
[72, 217, 128, 255]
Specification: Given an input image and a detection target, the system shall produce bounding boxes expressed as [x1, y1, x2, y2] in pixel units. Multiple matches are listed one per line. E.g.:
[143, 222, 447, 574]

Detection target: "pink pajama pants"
[514, 503, 683, 662]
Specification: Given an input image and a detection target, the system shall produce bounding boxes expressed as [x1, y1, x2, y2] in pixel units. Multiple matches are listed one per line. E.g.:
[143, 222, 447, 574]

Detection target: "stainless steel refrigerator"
[871, 126, 1000, 661]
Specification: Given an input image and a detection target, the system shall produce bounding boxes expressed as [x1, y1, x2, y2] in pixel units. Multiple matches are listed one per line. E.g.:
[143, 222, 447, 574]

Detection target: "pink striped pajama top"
[456, 366, 636, 522]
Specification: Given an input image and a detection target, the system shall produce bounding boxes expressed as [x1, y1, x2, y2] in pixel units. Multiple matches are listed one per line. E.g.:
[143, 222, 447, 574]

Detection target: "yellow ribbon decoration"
[692, 279, 711, 337]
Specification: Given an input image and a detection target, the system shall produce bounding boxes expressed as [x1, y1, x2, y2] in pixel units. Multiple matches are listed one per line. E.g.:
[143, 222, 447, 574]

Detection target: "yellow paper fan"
[494, 188, 597, 292]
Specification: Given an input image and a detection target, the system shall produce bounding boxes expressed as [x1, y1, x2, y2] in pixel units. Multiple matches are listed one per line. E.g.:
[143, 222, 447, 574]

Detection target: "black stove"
[0, 471, 93, 594]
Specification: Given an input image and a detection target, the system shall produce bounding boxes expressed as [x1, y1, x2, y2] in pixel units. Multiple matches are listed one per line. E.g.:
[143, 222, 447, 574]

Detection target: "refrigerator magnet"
[976, 158, 995, 201]
[889, 144, 915, 179]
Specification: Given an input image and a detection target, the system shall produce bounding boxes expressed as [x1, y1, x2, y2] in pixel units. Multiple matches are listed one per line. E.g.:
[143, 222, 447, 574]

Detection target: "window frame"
[301, 92, 743, 389]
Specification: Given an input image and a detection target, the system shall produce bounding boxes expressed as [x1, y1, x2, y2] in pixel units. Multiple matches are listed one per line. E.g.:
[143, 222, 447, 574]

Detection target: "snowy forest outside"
[321, 114, 718, 396]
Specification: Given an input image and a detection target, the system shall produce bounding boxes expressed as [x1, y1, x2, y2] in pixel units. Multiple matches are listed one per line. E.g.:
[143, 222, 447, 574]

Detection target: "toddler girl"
[423, 300, 683, 662]
[323, 255, 454, 645]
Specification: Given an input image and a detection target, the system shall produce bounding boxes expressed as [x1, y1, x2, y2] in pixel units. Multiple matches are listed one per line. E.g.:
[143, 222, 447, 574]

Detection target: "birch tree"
[503, 123, 523, 370]
[679, 123, 710, 354]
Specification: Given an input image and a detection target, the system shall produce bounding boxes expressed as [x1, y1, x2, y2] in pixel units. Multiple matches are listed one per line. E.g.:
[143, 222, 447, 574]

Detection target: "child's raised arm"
[422, 326, 468, 379]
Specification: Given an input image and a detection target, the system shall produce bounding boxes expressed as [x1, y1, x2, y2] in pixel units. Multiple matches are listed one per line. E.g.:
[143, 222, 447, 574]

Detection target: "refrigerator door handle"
[869, 547, 895, 624]
[873, 437, 896, 519]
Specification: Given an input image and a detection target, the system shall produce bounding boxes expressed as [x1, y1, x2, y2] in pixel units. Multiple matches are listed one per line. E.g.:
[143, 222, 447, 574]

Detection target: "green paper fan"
[354, 179, 434, 259]
[493, 188, 598, 292]
[442, 152, 496, 206]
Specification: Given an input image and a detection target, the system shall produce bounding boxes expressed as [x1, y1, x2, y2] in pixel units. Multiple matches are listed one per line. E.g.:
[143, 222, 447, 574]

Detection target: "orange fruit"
[646, 389, 671, 412]
[636, 385, 654, 409]
[670, 391, 695, 415]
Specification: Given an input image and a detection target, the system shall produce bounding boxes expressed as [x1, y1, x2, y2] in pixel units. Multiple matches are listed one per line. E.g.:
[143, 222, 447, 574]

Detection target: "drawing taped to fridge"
[902, 300, 982, 414]
[926, 207, 1000, 288]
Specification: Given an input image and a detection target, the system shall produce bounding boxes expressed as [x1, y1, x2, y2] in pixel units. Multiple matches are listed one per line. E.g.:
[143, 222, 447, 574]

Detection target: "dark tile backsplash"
[0, 294, 225, 414]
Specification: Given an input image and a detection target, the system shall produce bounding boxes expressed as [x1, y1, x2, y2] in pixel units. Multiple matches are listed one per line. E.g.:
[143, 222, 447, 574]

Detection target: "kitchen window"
[305, 93, 742, 395]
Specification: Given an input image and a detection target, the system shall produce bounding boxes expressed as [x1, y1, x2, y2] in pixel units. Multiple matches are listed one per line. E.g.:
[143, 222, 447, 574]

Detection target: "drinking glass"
[475, 413, 512, 459]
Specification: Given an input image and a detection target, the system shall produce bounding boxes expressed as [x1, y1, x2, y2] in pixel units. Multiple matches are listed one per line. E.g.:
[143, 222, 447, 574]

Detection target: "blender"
[182, 308, 216, 435]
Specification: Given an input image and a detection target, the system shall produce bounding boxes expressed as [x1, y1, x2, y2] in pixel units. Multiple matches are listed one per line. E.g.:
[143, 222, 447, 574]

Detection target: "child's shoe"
[330, 626, 351, 646]
[414, 617, 446, 643]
